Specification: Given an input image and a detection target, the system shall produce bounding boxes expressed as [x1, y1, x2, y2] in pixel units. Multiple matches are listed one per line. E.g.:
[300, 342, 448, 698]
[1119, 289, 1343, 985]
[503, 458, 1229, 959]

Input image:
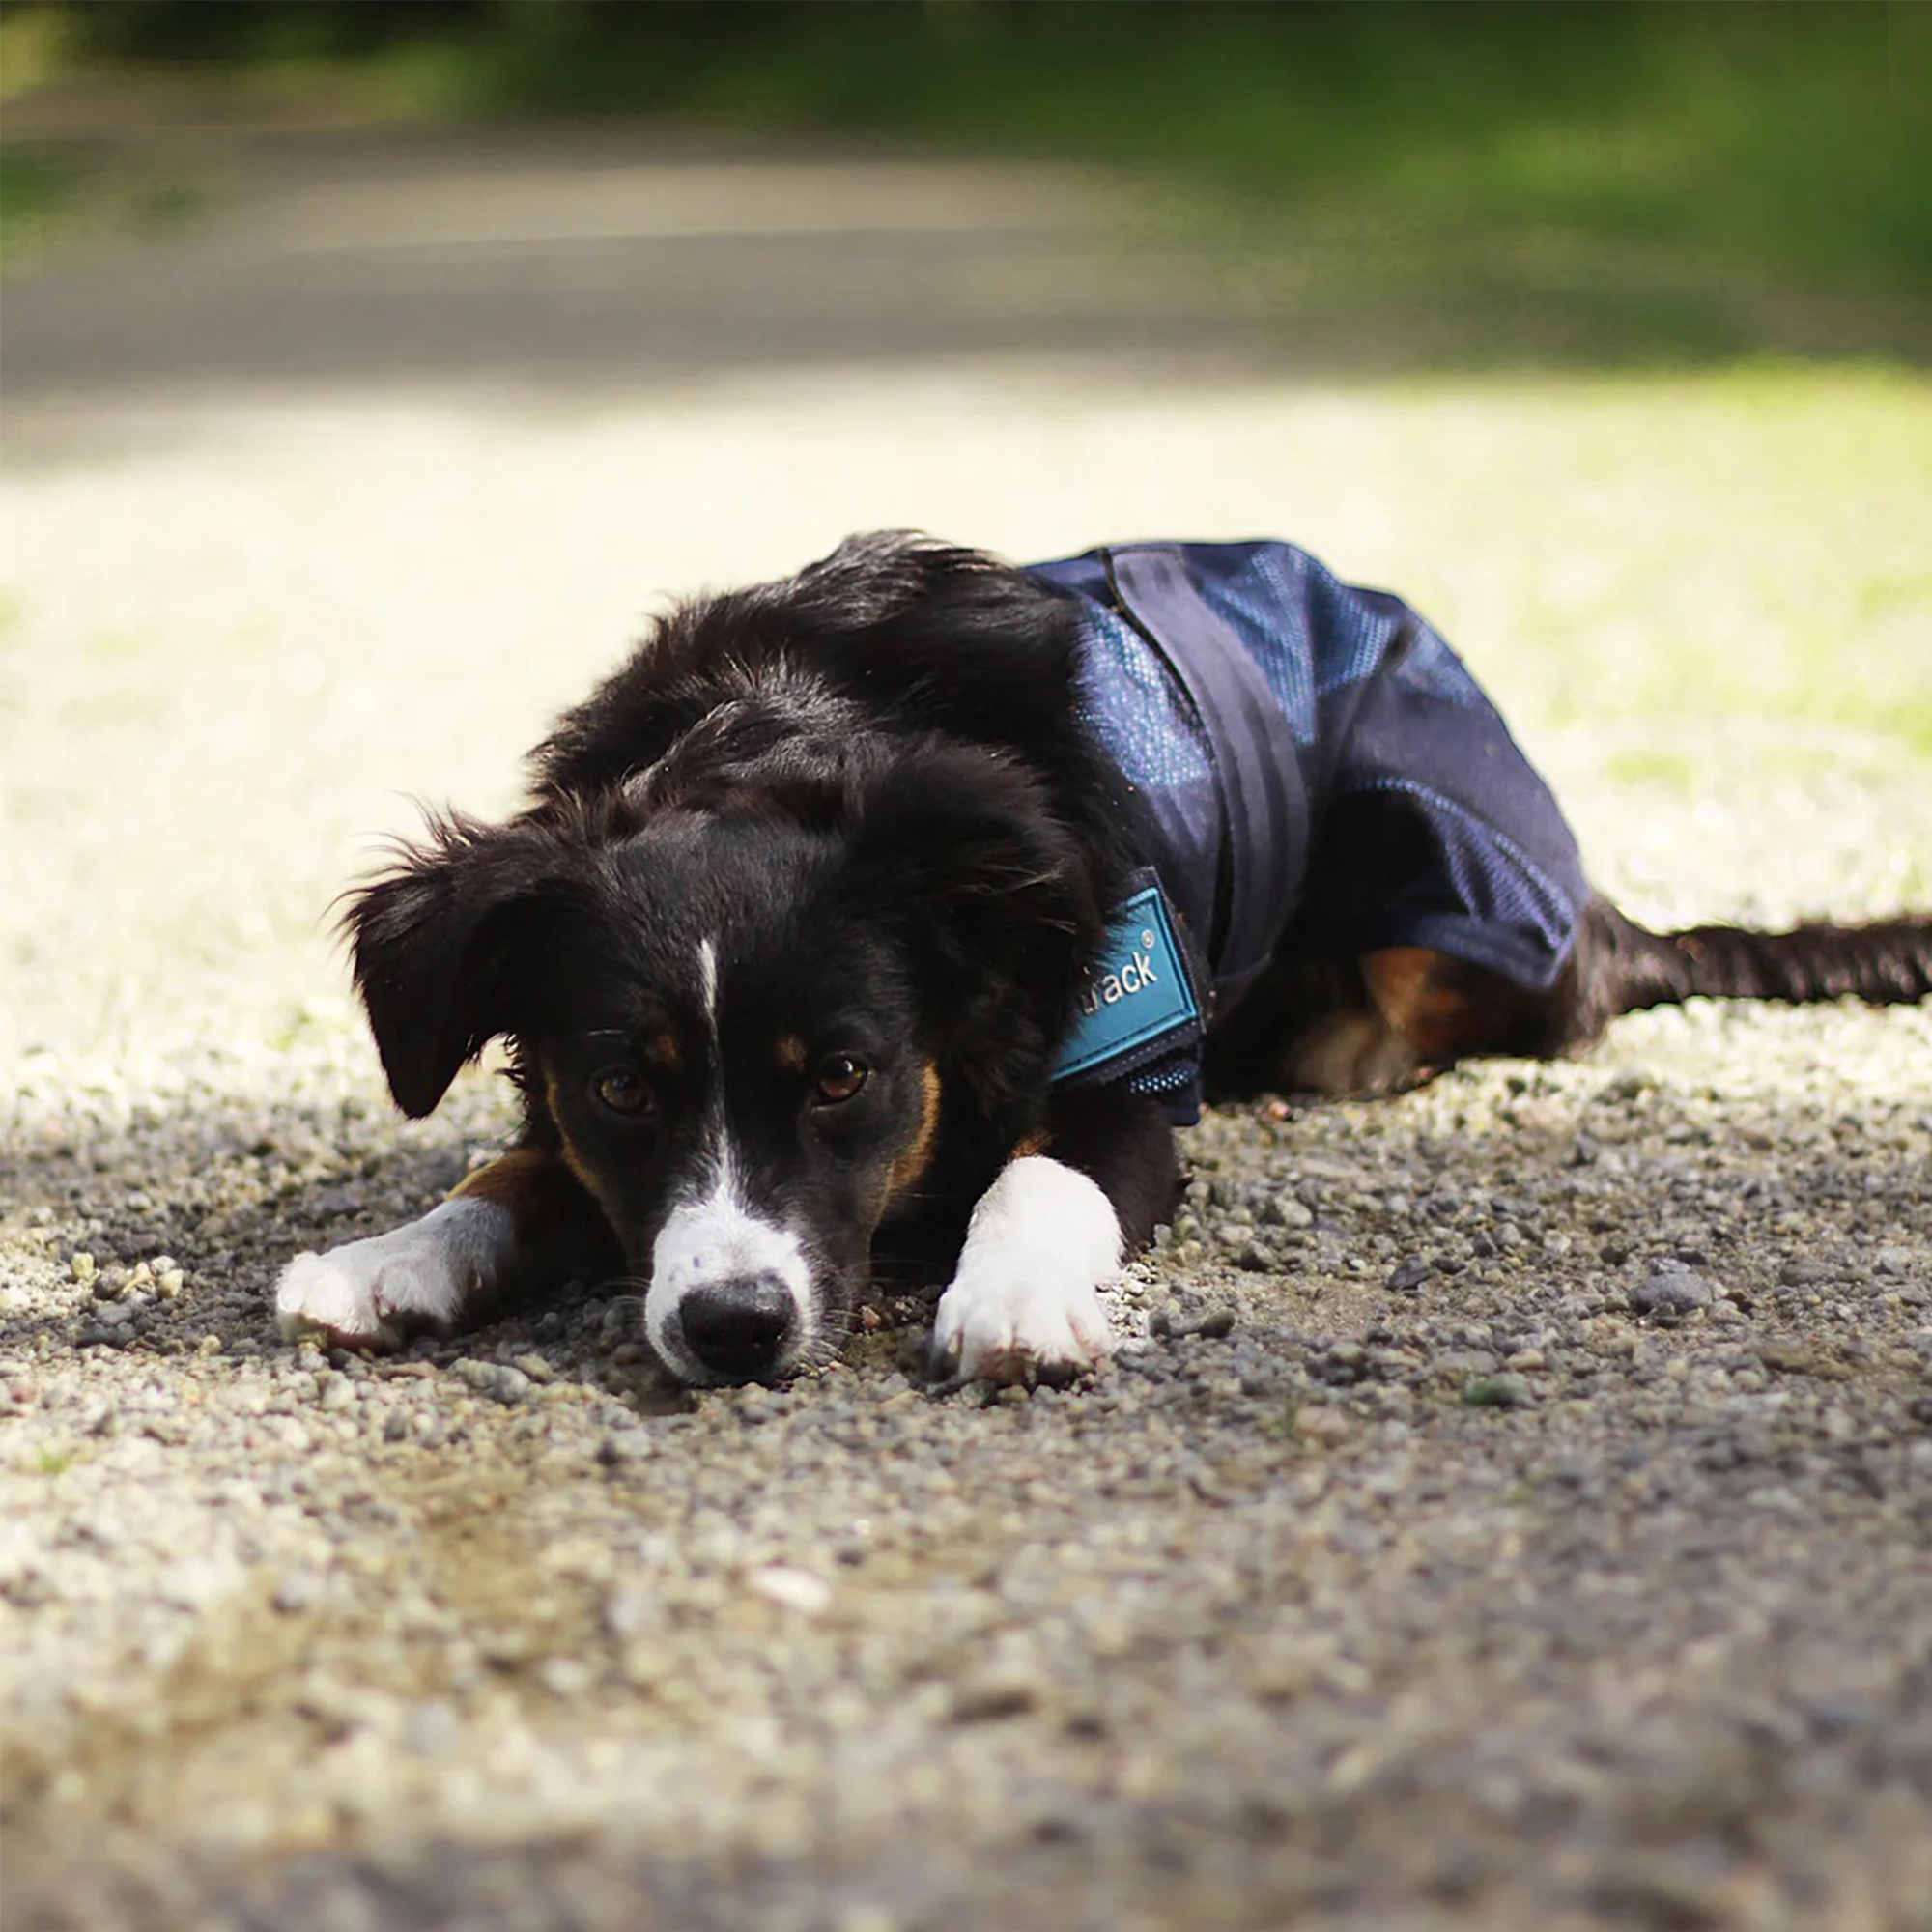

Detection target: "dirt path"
[3, 115, 1930, 1931]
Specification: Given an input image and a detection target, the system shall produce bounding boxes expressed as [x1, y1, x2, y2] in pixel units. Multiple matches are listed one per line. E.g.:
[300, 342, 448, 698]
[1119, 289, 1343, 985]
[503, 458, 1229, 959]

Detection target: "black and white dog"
[275, 534, 1930, 1386]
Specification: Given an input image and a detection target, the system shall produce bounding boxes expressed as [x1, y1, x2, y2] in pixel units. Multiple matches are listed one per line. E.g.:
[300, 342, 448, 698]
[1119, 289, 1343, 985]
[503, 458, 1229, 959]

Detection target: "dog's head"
[342, 740, 1100, 1384]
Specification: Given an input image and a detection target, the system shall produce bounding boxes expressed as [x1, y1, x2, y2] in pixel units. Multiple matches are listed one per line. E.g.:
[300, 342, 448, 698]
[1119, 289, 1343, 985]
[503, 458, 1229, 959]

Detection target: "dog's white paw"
[931, 1258, 1115, 1386]
[929, 1155, 1122, 1386]
[275, 1245, 412, 1350]
[273, 1200, 510, 1350]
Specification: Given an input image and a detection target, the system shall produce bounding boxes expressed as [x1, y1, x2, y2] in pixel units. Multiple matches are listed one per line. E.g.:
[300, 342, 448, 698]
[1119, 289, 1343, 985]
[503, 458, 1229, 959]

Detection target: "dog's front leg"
[274, 1149, 614, 1350]
[931, 1090, 1180, 1386]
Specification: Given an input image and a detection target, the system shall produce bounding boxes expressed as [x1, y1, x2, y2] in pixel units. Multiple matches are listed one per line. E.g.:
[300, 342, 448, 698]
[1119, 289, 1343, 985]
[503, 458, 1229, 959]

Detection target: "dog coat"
[1028, 540, 1590, 1122]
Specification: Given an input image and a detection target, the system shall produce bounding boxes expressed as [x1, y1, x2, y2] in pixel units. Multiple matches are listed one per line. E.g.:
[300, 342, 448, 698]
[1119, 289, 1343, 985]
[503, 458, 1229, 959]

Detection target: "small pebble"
[401, 1702, 461, 1756]
[537, 1658, 595, 1698]
[746, 1565, 833, 1617]
[271, 1571, 324, 1615]
[1779, 1259, 1837, 1287]
[1151, 1303, 1237, 1340]
[597, 1432, 652, 1467]
[603, 1586, 658, 1641]
[949, 1666, 1045, 1724]
[1260, 1196, 1314, 1230]
[1628, 1273, 1714, 1315]
[1295, 1406, 1352, 1445]
[1463, 1374, 1535, 1409]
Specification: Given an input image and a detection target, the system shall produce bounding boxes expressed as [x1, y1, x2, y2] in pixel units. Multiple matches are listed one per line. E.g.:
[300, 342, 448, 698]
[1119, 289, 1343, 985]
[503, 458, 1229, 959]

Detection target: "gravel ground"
[3, 110, 1930, 1932]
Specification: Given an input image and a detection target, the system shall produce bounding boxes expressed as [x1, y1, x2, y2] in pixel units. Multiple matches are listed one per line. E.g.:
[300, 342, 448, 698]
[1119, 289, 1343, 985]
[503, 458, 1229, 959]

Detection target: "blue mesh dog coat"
[1028, 540, 1589, 1122]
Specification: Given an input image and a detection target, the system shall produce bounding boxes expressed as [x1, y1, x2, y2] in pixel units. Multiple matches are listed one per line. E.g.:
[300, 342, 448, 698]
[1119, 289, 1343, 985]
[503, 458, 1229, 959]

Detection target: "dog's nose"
[676, 1274, 797, 1380]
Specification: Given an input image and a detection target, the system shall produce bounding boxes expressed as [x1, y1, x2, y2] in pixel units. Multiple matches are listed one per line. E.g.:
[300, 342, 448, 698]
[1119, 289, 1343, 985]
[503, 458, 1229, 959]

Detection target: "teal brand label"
[1051, 885, 1201, 1081]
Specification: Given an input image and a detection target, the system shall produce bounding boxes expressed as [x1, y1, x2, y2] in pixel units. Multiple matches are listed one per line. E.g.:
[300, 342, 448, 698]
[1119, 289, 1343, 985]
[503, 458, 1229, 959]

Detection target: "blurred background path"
[2, 117, 1250, 401]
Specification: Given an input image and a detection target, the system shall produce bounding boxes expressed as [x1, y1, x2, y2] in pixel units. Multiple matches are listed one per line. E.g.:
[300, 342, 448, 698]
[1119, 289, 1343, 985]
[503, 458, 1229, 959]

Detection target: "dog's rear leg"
[1340, 897, 1932, 1076]
[1208, 894, 1932, 1101]
[1206, 950, 1534, 1095]
[274, 1148, 617, 1350]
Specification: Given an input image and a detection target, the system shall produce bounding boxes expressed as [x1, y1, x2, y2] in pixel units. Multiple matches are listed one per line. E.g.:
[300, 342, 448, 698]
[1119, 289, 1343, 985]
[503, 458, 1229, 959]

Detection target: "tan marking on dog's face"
[639, 1030, 682, 1074]
[887, 1062, 943, 1203]
[1009, 1126, 1053, 1160]
[774, 1034, 809, 1076]
[541, 1065, 623, 1221]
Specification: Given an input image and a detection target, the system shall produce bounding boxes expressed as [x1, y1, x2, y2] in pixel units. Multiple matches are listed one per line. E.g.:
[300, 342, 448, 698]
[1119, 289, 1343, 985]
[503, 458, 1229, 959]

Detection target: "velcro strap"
[1104, 546, 1305, 1000]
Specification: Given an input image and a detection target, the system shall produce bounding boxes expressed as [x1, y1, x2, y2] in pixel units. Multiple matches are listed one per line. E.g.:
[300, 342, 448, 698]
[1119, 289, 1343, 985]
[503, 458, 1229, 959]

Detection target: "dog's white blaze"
[696, 936, 720, 1040]
[647, 1169, 812, 1374]
[694, 931, 732, 1197]
[273, 1197, 516, 1349]
[932, 1155, 1122, 1381]
[643, 932, 813, 1378]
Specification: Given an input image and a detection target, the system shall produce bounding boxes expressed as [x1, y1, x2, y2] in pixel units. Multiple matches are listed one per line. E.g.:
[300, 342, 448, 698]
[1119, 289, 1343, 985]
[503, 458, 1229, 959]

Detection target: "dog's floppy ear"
[341, 813, 590, 1119]
[847, 745, 1104, 1112]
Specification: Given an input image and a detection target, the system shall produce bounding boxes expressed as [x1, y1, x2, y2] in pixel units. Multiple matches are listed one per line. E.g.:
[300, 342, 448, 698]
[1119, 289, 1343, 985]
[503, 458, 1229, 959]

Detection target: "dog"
[274, 533, 1931, 1387]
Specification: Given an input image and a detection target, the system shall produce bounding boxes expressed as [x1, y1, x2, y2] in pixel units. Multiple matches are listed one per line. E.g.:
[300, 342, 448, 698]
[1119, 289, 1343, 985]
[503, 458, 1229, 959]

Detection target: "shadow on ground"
[4, 1064, 1927, 1388]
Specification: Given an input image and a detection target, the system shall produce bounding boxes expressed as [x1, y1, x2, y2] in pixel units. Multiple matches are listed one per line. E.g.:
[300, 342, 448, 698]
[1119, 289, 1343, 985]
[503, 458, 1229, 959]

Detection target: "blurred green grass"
[4, 1, 1928, 338]
[611, 1, 1931, 306]
[0, 137, 200, 271]
[0, 141, 80, 269]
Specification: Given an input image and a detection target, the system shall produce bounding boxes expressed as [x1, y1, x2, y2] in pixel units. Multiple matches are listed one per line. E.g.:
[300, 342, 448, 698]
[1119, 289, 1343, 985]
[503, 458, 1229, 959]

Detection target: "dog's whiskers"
[797, 1323, 855, 1375]
[595, 1276, 652, 1331]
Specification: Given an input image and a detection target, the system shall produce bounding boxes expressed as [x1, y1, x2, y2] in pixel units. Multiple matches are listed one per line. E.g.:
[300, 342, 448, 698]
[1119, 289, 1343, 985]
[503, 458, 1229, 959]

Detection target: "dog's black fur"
[280, 533, 1932, 1386]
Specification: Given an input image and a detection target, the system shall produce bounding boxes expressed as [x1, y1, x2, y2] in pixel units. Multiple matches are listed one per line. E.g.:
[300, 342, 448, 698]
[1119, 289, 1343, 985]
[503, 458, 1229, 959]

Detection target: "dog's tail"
[1588, 898, 1932, 1019]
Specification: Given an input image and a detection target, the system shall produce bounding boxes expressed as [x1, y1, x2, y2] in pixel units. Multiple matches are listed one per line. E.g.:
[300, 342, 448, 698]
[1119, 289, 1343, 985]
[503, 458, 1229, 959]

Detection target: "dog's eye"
[591, 1067, 654, 1118]
[812, 1054, 869, 1105]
